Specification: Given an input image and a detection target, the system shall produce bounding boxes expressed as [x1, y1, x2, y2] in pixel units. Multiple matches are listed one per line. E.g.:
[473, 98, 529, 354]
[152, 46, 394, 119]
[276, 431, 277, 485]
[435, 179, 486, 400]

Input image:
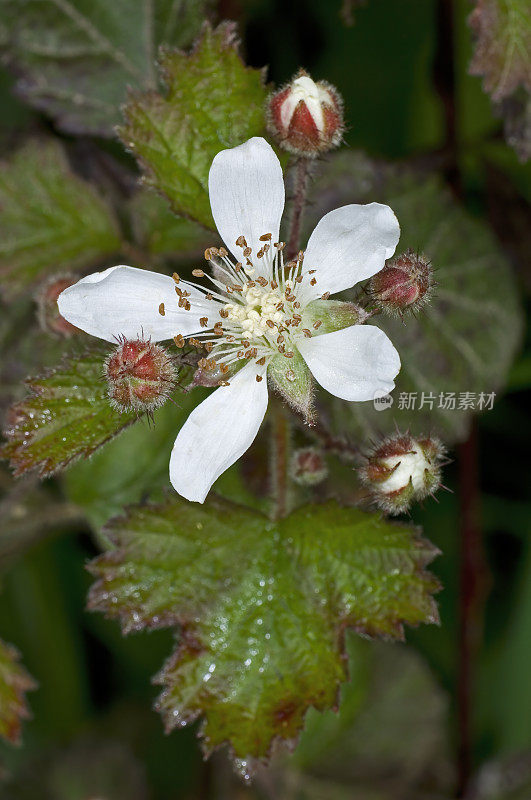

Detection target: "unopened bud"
[291, 447, 328, 486]
[359, 433, 445, 515]
[267, 70, 344, 157]
[36, 274, 80, 337]
[368, 249, 434, 315]
[104, 338, 176, 413]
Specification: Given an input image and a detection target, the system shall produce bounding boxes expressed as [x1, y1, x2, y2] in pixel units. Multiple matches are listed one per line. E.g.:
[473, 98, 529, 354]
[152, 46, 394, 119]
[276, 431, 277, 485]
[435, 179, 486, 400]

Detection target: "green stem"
[270, 401, 291, 520]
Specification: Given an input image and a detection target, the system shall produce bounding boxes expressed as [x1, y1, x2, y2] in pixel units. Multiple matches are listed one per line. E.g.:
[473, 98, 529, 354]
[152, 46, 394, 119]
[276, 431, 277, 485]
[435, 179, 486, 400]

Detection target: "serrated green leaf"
[119, 22, 267, 228]
[1, 345, 137, 478]
[468, 0, 531, 103]
[88, 497, 439, 763]
[0, 0, 212, 136]
[0, 638, 36, 744]
[309, 152, 523, 444]
[0, 139, 121, 296]
[128, 189, 213, 259]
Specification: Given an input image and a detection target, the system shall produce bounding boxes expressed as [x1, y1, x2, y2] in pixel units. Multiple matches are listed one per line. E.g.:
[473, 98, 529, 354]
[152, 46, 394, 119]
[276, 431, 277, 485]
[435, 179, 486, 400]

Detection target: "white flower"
[58, 137, 401, 503]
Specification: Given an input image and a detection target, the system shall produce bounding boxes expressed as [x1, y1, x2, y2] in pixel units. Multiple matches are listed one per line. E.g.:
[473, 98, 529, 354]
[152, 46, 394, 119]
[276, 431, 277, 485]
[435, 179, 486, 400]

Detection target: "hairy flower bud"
[36, 273, 80, 337]
[368, 249, 434, 315]
[291, 447, 328, 486]
[104, 338, 177, 413]
[267, 70, 344, 157]
[359, 433, 445, 515]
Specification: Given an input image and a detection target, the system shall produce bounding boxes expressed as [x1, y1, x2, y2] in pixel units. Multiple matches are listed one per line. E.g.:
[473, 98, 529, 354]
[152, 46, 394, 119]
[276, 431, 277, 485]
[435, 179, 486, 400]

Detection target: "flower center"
[168, 233, 324, 385]
[224, 284, 283, 335]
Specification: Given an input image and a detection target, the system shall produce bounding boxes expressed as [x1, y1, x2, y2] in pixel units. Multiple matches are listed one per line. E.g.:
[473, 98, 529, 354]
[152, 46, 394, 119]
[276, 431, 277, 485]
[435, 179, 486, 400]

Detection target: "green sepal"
[268, 350, 313, 422]
[302, 299, 362, 334]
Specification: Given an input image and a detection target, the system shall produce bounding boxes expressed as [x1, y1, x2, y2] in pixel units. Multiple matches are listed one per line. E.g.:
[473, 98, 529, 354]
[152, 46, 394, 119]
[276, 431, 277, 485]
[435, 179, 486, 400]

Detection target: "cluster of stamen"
[163, 233, 327, 385]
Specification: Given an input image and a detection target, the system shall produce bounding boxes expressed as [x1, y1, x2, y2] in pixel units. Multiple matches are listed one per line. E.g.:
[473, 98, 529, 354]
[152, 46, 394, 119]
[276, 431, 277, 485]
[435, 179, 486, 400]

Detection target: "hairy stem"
[270, 401, 292, 520]
[286, 157, 311, 259]
[268, 156, 312, 517]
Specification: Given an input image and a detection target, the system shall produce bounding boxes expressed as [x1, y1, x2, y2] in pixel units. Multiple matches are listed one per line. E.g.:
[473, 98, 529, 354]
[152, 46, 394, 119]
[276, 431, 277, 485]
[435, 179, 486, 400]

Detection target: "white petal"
[208, 138, 285, 276]
[281, 75, 324, 132]
[169, 363, 269, 503]
[301, 203, 400, 302]
[298, 324, 400, 401]
[382, 450, 429, 493]
[57, 266, 213, 343]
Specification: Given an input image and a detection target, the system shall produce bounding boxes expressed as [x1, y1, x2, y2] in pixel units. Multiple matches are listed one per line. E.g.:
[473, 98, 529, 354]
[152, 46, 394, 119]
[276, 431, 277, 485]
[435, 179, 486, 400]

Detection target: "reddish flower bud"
[267, 71, 344, 157]
[290, 447, 328, 486]
[359, 433, 445, 515]
[36, 274, 80, 337]
[104, 338, 177, 413]
[368, 249, 434, 315]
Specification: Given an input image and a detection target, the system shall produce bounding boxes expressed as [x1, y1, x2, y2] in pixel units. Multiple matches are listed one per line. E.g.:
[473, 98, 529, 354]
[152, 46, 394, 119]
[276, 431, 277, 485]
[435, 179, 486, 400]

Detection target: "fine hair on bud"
[266, 69, 344, 157]
[35, 273, 80, 337]
[359, 432, 446, 515]
[290, 446, 328, 486]
[104, 337, 177, 414]
[368, 249, 435, 316]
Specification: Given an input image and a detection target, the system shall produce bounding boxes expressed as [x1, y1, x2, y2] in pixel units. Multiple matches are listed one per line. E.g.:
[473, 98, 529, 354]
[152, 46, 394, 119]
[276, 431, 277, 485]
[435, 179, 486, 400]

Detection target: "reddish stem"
[433, 5, 488, 792]
[285, 157, 311, 259]
[433, 0, 462, 196]
[457, 423, 489, 797]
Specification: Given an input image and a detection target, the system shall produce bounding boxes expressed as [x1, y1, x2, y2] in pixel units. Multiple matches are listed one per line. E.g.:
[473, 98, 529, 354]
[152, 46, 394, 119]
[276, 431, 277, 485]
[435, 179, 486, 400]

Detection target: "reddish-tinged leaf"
[1, 346, 137, 478]
[0, 639, 36, 745]
[88, 495, 439, 766]
[469, 0, 531, 102]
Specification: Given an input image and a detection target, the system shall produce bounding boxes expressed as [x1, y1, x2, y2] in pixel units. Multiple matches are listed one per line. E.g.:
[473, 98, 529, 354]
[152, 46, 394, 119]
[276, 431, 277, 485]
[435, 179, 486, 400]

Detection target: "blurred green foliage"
[0, 0, 529, 797]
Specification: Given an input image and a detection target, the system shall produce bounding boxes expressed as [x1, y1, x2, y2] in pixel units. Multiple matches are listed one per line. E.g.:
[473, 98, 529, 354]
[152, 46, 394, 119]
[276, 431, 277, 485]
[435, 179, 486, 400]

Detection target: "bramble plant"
[0, 2, 526, 795]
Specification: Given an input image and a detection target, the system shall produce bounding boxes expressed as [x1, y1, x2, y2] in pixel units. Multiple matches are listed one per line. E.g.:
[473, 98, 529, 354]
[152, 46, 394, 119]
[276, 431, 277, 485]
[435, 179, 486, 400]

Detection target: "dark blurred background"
[0, 0, 530, 798]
